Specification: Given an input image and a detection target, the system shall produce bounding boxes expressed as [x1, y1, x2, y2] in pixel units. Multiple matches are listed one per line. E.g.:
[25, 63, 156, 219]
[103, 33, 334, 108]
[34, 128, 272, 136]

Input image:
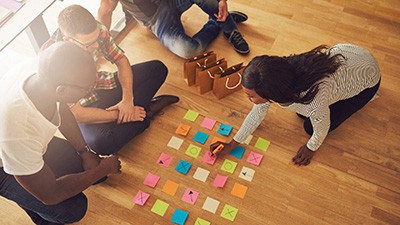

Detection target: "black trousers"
[78, 60, 168, 155]
[304, 80, 381, 135]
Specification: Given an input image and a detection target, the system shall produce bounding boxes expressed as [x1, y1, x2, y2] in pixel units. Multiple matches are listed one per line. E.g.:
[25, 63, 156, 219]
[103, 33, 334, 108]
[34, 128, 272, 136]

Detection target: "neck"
[24, 74, 57, 121]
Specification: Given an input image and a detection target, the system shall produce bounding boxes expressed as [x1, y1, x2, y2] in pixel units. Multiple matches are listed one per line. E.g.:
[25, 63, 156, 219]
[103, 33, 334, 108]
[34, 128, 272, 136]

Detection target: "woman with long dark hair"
[211, 44, 381, 166]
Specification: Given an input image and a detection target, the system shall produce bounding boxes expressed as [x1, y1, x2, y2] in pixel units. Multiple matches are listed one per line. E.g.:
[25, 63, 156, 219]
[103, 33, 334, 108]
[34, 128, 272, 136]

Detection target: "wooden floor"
[1, 0, 400, 224]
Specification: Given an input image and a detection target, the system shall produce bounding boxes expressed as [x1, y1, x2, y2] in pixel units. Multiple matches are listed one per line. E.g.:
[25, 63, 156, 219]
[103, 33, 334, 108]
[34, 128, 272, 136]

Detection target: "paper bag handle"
[196, 58, 209, 68]
[225, 73, 242, 90]
[206, 66, 225, 79]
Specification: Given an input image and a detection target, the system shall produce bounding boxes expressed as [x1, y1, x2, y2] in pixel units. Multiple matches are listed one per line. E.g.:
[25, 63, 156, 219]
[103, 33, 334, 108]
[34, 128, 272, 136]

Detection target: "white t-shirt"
[0, 60, 60, 176]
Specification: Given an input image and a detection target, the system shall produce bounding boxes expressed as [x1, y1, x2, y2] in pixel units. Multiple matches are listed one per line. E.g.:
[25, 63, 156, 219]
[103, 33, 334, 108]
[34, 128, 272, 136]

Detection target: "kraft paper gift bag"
[183, 51, 217, 86]
[213, 63, 245, 99]
[196, 58, 227, 94]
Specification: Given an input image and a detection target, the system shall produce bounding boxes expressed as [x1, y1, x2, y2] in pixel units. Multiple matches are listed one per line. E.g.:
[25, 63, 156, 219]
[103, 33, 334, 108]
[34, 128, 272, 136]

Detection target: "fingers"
[292, 147, 303, 162]
[106, 104, 118, 111]
[210, 141, 221, 152]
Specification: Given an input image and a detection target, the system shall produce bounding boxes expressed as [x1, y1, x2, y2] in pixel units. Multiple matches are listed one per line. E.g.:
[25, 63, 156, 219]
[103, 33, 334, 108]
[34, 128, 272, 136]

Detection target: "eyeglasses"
[69, 35, 100, 49]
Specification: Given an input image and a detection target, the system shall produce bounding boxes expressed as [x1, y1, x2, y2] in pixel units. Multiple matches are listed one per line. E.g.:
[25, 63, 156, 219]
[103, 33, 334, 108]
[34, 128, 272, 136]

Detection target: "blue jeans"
[151, 0, 238, 58]
[0, 137, 87, 225]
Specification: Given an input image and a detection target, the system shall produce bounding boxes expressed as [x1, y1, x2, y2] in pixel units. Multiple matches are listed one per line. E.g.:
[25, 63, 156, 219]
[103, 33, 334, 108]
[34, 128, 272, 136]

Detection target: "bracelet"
[77, 145, 97, 156]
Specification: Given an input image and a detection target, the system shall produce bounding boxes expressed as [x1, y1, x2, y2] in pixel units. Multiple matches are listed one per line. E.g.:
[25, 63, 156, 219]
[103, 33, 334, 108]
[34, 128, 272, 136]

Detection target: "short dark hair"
[242, 45, 344, 104]
[38, 42, 95, 85]
[58, 5, 97, 37]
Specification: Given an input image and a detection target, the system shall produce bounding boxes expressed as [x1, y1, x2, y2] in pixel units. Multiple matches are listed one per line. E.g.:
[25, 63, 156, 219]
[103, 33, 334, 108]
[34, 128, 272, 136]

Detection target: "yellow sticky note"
[162, 180, 179, 196]
[231, 182, 248, 199]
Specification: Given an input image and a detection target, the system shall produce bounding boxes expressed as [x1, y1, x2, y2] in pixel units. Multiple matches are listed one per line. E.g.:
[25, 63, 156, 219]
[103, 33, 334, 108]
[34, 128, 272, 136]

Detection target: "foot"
[224, 30, 250, 54]
[229, 11, 248, 24]
[148, 95, 180, 118]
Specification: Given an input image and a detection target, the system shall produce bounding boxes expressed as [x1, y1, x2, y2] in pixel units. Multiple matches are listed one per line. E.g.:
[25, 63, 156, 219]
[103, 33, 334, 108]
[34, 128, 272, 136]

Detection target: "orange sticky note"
[162, 180, 179, 196]
[230, 182, 248, 199]
[175, 124, 191, 137]
[211, 136, 226, 144]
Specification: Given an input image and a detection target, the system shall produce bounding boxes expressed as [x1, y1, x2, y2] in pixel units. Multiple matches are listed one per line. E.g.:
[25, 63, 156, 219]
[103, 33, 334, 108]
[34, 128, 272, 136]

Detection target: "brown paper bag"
[196, 58, 228, 94]
[213, 63, 245, 99]
[183, 51, 217, 86]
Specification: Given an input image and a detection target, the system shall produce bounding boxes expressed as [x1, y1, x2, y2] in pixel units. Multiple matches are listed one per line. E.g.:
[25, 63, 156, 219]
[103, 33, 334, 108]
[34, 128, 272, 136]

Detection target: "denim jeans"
[78, 60, 168, 155]
[150, 0, 238, 58]
[0, 137, 87, 225]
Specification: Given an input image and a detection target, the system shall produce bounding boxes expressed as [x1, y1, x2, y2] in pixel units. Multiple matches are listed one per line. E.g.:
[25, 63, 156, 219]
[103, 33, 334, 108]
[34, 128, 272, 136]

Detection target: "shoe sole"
[230, 11, 248, 23]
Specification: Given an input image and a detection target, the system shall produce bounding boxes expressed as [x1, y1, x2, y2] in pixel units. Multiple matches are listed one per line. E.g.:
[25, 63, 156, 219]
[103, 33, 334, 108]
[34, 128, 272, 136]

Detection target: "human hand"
[81, 151, 101, 171]
[214, 0, 229, 22]
[209, 140, 237, 156]
[292, 145, 315, 166]
[99, 155, 121, 175]
[106, 100, 146, 124]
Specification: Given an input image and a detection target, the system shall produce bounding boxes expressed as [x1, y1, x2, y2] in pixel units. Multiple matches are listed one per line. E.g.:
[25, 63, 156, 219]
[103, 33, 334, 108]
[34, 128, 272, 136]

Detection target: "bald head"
[38, 42, 96, 86]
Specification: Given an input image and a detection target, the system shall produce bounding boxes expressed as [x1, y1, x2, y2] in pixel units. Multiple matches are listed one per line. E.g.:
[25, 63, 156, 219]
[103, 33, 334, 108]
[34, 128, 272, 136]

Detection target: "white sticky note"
[202, 197, 220, 214]
[193, 167, 210, 182]
[167, 136, 184, 150]
[244, 135, 253, 145]
[238, 166, 255, 182]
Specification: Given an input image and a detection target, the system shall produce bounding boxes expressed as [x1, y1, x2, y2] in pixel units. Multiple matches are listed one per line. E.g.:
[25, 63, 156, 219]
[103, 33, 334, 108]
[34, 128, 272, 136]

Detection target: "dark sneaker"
[224, 30, 250, 54]
[229, 11, 248, 24]
[148, 95, 180, 118]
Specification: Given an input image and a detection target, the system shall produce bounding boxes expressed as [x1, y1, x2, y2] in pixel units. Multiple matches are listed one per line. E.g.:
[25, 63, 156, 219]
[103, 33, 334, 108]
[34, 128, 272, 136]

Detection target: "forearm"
[70, 104, 118, 124]
[59, 104, 88, 150]
[98, 0, 119, 29]
[116, 56, 134, 102]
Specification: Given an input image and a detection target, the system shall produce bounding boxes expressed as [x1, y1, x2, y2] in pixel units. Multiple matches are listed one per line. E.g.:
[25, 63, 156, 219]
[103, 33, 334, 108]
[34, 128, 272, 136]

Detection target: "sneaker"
[229, 11, 248, 24]
[147, 95, 180, 118]
[224, 30, 250, 54]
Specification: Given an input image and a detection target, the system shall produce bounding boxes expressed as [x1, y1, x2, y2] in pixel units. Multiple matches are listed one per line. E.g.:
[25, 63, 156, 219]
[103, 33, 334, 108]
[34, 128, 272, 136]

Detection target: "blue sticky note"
[218, 124, 233, 136]
[229, 146, 245, 159]
[193, 131, 209, 145]
[171, 209, 189, 225]
[175, 160, 192, 175]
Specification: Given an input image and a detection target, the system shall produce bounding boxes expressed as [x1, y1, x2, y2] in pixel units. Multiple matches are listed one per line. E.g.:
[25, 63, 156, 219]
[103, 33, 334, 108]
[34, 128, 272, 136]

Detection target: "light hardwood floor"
[1, 0, 399, 224]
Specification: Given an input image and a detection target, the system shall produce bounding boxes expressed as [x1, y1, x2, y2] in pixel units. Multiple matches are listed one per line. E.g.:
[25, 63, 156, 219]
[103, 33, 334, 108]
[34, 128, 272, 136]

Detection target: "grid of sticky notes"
[133, 109, 271, 224]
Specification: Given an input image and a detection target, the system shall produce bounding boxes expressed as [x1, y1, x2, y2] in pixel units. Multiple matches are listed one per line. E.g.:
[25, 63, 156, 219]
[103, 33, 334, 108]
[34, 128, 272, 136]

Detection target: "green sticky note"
[221, 204, 238, 221]
[254, 137, 270, 151]
[151, 199, 169, 216]
[221, 159, 238, 174]
[195, 217, 211, 225]
[184, 109, 199, 122]
[186, 144, 201, 158]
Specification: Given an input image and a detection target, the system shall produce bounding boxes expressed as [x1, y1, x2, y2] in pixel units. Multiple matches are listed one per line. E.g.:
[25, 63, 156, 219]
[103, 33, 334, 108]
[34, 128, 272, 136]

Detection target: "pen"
[211, 144, 224, 156]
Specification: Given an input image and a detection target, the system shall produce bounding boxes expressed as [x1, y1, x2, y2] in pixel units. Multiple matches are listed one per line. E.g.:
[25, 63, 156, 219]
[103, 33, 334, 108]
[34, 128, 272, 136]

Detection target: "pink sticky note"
[133, 191, 150, 206]
[201, 117, 217, 130]
[181, 188, 199, 205]
[202, 151, 217, 165]
[143, 173, 160, 188]
[213, 174, 228, 188]
[246, 151, 263, 166]
[157, 152, 172, 167]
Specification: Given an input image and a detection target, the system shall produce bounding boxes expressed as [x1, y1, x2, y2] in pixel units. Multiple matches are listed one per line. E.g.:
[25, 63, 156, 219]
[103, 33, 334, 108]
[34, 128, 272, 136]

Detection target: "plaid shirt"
[41, 22, 125, 106]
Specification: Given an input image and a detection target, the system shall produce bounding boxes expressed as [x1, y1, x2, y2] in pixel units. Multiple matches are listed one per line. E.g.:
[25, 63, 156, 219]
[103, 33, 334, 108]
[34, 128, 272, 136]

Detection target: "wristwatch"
[77, 145, 97, 156]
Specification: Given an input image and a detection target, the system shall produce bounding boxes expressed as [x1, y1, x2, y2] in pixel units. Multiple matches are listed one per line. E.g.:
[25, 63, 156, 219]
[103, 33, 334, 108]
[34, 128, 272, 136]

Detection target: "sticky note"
[202, 197, 220, 214]
[167, 136, 184, 150]
[229, 146, 245, 159]
[221, 159, 238, 174]
[171, 209, 189, 225]
[193, 167, 210, 182]
[162, 180, 179, 196]
[193, 131, 209, 145]
[195, 218, 211, 225]
[255, 137, 270, 151]
[201, 117, 216, 130]
[157, 152, 172, 167]
[247, 151, 263, 166]
[244, 134, 253, 145]
[211, 136, 226, 144]
[202, 151, 217, 165]
[175, 124, 191, 137]
[175, 160, 192, 175]
[218, 124, 233, 136]
[213, 174, 228, 188]
[186, 144, 201, 158]
[221, 204, 239, 222]
[133, 191, 150, 206]
[181, 188, 199, 205]
[143, 173, 160, 188]
[239, 166, 255, 182]
[231, 182, 248, 199]
[184, 109, 199, 122]
[151, 199, 169, 216]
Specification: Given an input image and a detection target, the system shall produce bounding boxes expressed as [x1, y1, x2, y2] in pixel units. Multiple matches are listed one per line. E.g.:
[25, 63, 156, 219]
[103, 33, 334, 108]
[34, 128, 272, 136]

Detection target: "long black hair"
[242, 45, 344, 104]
